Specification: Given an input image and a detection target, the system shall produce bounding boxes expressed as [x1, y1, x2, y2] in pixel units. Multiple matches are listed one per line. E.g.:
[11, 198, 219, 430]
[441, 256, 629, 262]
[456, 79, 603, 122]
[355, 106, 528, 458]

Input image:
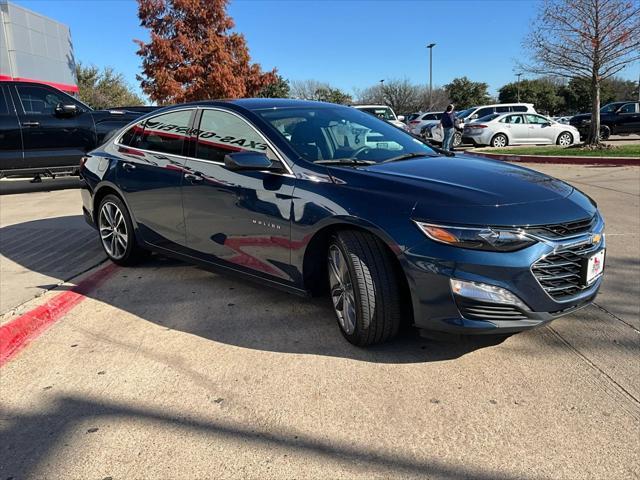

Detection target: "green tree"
[444, 77, 491, 109]
[315, 86, 352, 104]
[257, 74, 290, 98]
[498, 79, 563, 114]
[76, 63, 144, 109]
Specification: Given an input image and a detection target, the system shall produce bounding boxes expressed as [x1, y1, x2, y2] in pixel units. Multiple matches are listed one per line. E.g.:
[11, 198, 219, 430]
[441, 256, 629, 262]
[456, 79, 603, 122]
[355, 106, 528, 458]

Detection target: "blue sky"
[14, 0, 640, 98]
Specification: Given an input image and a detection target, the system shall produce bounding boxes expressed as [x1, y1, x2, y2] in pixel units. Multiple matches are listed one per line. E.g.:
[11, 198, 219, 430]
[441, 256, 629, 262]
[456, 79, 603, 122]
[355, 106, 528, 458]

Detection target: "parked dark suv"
[0, 81, 153, 179]
[570, 101, 640, 139]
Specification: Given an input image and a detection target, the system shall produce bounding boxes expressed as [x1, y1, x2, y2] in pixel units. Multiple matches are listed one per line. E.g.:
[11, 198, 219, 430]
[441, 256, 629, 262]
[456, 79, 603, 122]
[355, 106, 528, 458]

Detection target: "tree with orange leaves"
[135, 0, 276, 104]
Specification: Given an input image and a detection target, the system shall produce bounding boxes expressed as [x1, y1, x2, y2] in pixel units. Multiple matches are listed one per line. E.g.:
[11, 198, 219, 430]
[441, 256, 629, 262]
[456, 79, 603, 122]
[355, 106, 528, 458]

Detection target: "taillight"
[468, 124, 488, 129]
[410, 120, 420, 124]
[80, 156, 89, 169]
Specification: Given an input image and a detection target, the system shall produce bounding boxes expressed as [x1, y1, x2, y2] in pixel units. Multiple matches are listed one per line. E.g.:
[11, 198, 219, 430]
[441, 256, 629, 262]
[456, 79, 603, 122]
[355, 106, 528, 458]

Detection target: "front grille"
[531, 241, 600, 301]
[526, 216, 595, 239]
[456, 298, 528, 321]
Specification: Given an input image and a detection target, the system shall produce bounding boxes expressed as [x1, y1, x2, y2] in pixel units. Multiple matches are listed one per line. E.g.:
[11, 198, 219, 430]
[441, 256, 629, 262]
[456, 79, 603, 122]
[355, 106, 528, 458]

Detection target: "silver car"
[462, 113, 581, 148]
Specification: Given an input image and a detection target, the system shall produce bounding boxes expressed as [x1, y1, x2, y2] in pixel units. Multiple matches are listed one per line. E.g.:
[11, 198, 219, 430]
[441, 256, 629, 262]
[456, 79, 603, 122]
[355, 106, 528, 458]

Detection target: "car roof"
[175, 98, 340, 111]
[351, 104, 392, 109]
[469, 103, 535, 109]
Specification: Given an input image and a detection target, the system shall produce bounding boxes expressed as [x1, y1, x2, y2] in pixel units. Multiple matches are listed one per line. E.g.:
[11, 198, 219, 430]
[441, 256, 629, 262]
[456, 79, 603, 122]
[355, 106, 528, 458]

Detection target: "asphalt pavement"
[0, 164, 638, 479]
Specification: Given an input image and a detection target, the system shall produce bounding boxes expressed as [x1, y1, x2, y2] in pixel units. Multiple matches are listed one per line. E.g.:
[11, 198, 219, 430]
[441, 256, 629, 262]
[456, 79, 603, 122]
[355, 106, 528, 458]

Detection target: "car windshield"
[358, 106, 396, 121]
[456, 108, 474, 119]
[257, 106, 438, 164]
[600, 103, 623, 113]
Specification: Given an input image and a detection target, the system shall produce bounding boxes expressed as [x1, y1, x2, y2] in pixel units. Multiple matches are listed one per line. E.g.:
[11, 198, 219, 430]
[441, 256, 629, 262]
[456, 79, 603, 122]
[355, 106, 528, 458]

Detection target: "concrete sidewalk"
[0, 164, 638, 479]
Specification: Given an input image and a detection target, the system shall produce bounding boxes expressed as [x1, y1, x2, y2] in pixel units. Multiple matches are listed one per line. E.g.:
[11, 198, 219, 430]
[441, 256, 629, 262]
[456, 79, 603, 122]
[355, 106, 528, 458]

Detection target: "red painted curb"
[0, 263, 118, 367]
[465, 151, 640, 166]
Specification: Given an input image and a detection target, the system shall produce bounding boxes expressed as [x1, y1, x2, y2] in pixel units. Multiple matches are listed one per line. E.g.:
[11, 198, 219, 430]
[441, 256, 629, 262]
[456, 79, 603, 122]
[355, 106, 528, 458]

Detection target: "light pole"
[516, 72, 523, 102]
[427, 43, 436, 110]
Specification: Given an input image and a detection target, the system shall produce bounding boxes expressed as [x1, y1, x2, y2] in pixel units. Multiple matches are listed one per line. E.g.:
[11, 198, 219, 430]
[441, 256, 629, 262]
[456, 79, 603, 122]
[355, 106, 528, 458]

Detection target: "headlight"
[413, 222, 536, 252]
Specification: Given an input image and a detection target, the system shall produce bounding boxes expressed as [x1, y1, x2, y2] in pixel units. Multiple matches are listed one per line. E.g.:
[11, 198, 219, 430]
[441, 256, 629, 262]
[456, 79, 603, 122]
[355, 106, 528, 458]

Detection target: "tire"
[556, 131, 573, 146]
[600, 125, 611, 140]
[453, 131, 462, 147]
[97, 194, 148, 266]
[327, 230, 403, 346]
[491, 133, 508, 148]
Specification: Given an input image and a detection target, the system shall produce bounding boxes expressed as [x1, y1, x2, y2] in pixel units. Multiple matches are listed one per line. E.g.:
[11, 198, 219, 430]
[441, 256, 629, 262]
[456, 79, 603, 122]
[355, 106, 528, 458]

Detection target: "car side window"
[136, 109, 193, 155]
[15, 85, 80, 115]
[0, 88, 8, 115]
[475, 107, 494, 118]
[195, 109, 276, 163]
[495, 106, 510, 113]
[512, 106, 528, 112]
[501, 114, 524, 124]
[119, 122, 146, 147]
[619, 103, 638, 114]
[525, 114, 548, 124]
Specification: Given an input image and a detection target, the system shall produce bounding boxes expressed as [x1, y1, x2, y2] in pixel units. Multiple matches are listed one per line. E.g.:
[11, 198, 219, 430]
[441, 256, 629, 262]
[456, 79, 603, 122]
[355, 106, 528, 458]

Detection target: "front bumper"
[402, 221, 605, 334]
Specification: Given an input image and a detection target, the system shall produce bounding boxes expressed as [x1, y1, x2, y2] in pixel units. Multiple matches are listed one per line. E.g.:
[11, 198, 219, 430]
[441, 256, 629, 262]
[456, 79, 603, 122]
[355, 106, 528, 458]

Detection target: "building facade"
[0, 0, 77, 94]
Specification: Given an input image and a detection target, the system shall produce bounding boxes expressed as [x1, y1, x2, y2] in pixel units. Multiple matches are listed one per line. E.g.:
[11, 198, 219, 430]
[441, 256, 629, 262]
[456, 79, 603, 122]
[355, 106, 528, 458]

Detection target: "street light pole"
[427, 43, 436, 110]
[516, 72, 523, 102]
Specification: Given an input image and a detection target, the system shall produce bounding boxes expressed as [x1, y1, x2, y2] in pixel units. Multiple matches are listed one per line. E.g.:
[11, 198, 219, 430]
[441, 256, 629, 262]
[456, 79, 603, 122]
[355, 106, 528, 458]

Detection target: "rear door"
[10, 83, 95, 171]
[501, 114, 529, 143]
[0, 85, 23, 174]
[115, 108, 196, 249]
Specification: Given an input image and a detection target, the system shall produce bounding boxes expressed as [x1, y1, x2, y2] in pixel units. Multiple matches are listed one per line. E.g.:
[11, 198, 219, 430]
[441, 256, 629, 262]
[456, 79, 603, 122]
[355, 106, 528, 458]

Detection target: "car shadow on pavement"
[0, 394, 527, 480]
[0, 216, 513, 363]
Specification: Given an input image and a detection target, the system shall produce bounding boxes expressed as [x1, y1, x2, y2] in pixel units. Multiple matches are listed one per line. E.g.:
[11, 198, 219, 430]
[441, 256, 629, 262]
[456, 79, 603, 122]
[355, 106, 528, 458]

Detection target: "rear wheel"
[491, 133, 508, 148]
[327, 230, 403, 346]
[600, 125, 611, 140]
[453, 131, 462, 147]
[98, 194, 148, 266]
[557, 131, 573, 146]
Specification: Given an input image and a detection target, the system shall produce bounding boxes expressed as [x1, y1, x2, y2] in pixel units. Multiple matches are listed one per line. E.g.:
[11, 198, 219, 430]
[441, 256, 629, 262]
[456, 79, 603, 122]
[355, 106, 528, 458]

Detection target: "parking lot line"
[0, 262, 117, 366]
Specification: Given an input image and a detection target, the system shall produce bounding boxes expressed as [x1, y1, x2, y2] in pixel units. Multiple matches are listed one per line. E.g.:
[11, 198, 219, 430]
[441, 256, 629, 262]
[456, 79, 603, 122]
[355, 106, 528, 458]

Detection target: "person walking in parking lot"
[440, 104, 456, 152]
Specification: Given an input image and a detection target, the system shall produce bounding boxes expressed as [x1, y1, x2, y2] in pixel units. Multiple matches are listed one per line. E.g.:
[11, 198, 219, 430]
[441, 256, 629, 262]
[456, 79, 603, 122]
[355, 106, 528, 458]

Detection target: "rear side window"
[194, 109, 276, 163]
[495, 106, 510, 113]
[135, 110, 193, 155]
[475, 107, 494, 118]
[511, 105, 528, 112]
[501, 114, 525, 124]
[0, 88, 8, 115]
[120, 123, 145, 147]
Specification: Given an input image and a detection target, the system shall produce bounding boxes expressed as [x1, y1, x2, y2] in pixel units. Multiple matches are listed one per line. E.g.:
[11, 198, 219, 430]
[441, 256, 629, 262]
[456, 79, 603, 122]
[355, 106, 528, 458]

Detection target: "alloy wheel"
[328, 244, 357, 335]
[558, 133, 572, 146]
[492, 135, 507, 148]
[99, 201, 128, 260]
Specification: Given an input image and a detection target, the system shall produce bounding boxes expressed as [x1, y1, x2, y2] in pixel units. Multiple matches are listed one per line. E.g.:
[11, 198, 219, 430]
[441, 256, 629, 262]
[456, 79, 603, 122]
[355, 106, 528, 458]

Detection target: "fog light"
[450, 279, 529, 311]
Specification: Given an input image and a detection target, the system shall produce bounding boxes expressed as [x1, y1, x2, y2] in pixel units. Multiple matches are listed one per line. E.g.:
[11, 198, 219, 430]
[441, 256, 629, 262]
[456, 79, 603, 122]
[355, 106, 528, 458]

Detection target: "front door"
[10, 84, 95, 170]
[115, 108, 195, 249]
[617, 102, 640, 134]
[181, 108, 296, 283]
[525, 114, 554, 144]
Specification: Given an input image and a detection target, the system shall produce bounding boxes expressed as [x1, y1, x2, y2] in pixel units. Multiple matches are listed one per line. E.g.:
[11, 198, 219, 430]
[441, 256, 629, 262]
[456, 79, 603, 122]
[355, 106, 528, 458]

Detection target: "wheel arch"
[301, 219, 414, 323]
[92, 182, 138, 228]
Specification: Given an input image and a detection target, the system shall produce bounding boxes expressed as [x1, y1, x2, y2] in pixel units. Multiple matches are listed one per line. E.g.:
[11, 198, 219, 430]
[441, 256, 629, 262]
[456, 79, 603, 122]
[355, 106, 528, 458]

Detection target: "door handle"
[184, 173, 204, 183]
[122, 162, 136, 172]
[22, 121, 40, 127]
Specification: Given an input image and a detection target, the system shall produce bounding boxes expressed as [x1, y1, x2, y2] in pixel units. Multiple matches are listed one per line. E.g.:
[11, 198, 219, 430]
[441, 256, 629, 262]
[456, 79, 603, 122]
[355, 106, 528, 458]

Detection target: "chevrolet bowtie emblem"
[591, 233, 602, 244]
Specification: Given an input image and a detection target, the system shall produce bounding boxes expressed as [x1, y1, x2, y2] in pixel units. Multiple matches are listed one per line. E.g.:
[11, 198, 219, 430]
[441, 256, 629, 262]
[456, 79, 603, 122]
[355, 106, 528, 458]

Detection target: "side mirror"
[397, 115, 405, 122]
[224, 151, 283, 172]
[55, 103, 78, 117]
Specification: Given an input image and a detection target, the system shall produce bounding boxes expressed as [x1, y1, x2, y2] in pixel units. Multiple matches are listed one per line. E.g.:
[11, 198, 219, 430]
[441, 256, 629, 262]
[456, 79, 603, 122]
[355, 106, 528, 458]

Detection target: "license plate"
[584, 249, 605, 284]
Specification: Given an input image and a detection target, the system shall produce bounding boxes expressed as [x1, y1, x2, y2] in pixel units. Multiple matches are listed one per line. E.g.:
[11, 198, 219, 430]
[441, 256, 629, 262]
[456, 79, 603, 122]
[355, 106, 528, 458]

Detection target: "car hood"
[360, 154, 574, 207]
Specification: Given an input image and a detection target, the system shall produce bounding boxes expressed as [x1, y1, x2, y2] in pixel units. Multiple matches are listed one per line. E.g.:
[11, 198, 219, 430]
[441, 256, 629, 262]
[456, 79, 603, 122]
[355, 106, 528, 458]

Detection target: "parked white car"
[351, 104, 408, 130]
[422, 103, 537, 146]
[462, 112, 581, 147]
[407, 111, 442, 134]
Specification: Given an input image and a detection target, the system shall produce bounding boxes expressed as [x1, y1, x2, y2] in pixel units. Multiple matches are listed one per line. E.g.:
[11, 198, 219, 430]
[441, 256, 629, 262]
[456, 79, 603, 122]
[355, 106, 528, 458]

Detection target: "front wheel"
[557, 131, 573, 146]
[98, 194, 148, 266]
[491, 133, 508, 148]
[600, 125, 611, 140]
[453, 131, 462, 147]
[327, 230, 403, 346]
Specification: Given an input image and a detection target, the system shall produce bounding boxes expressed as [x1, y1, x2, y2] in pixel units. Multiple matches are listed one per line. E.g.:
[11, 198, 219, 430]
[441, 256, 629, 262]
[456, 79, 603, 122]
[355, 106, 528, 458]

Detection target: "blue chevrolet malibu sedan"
[79, 99, 605, 346]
